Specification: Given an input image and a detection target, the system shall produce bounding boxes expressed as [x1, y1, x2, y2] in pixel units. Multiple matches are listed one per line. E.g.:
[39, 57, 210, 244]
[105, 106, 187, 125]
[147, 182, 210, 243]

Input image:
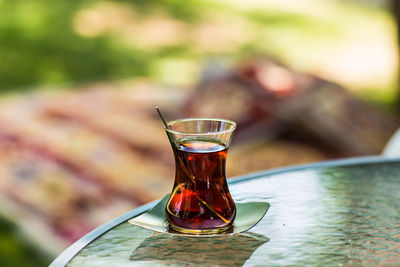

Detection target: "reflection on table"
[61, 158, 400, 266]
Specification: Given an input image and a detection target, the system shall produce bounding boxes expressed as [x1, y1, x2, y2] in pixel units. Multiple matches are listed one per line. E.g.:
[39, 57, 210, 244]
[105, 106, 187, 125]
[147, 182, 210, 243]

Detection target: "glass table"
[50, 156, 400, 266]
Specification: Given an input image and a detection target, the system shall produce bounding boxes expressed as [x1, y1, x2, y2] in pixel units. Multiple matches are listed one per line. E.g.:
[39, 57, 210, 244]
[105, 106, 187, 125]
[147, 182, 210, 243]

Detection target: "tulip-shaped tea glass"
[165, 118, 237, 235]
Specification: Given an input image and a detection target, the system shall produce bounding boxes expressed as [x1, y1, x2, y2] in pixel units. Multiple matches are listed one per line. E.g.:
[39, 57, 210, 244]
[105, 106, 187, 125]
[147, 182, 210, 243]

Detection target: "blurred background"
[0, 0, 399, 265]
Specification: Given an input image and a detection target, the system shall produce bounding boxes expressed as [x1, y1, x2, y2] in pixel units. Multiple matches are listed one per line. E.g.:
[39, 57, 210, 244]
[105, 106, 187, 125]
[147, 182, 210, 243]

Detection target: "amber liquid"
[166, 138, 236, 233]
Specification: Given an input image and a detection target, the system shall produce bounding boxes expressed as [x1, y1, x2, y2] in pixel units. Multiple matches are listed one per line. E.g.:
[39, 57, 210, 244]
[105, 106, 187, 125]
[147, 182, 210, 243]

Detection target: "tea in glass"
[164, 118, 236, 234]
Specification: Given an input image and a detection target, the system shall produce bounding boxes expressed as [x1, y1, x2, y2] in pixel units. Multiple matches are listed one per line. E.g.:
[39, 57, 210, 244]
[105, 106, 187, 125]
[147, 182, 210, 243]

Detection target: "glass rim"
[165, 118, 237, 136]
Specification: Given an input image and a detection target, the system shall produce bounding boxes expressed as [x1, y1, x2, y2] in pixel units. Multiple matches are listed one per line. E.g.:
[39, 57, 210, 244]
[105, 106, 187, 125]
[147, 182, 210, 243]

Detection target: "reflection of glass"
[164, 118, 237, 234]
[130, 232, 269, 265]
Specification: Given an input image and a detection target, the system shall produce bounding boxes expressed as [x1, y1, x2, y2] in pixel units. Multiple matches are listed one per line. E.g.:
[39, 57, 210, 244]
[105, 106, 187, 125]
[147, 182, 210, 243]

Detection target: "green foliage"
[0, 216, 50, 267]
[0, 1, 151, 91]
[0, 0, 396, 99]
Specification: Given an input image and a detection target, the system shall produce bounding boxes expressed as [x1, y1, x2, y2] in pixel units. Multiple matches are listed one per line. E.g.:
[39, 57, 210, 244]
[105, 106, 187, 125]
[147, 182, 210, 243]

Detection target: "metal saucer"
[129, 195, 270, 237]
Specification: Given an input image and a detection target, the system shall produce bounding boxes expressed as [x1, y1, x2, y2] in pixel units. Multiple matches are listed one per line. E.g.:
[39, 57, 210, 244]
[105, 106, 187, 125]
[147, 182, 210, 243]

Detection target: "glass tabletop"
[54, 157, 400, 266]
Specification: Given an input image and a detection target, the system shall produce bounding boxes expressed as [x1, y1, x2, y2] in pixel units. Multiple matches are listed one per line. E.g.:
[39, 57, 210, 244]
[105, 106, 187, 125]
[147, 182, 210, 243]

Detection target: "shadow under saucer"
[130, 231, 269, 265]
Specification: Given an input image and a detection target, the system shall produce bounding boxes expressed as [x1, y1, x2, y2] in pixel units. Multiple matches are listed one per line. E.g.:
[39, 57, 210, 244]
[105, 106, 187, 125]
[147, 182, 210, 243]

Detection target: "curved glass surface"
[67, 160, 400, 266]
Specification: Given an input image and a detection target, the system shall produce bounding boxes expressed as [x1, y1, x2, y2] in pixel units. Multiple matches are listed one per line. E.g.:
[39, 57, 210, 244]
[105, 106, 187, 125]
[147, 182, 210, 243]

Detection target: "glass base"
[168, 223, 233, 235]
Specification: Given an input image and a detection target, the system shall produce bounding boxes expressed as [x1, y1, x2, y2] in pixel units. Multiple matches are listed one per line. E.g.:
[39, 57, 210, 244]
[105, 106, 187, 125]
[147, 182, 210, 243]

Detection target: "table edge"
[49, 155, 399, 267]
